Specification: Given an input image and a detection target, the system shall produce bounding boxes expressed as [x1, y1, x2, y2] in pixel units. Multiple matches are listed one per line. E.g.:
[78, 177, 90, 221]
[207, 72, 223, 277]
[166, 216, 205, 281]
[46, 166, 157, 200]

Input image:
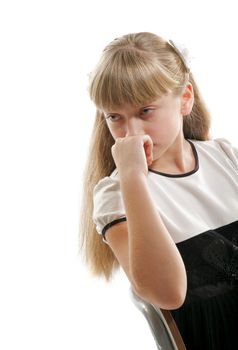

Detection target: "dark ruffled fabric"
[171, 221, 238, 350]
[171, 286, 238, 350]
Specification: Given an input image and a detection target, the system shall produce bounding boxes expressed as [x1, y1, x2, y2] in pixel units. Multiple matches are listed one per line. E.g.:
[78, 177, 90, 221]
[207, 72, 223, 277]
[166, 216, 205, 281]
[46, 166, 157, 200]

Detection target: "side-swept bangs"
[89, 48, 182, 111]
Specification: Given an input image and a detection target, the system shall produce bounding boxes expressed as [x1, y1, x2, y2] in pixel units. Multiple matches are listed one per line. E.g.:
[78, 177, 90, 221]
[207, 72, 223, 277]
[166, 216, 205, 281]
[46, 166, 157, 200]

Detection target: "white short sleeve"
[93, 172, 126, 242]
[215, 138, 238, 172]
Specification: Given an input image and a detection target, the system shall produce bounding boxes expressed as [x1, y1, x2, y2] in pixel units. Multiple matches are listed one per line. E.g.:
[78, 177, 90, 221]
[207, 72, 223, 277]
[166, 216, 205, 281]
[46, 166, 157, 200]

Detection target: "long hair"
[80, 32, 212, 280]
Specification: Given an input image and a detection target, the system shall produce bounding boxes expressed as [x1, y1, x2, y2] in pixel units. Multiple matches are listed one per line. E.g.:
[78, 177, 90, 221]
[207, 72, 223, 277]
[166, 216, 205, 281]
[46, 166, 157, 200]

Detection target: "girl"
[80, 32, 238, 350]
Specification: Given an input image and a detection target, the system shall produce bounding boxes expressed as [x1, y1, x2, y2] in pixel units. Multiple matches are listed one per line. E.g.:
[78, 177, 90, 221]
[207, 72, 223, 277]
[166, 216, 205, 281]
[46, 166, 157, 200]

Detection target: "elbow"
[132, 278, 187, 310]
[137, 288, 186, 310]
[130, 263, 187, 310]
[162, 289, 187, 310]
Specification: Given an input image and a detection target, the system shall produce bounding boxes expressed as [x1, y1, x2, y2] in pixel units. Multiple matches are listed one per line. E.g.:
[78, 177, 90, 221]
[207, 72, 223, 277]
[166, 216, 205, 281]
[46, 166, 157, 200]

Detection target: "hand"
[111, 135, 153, 178]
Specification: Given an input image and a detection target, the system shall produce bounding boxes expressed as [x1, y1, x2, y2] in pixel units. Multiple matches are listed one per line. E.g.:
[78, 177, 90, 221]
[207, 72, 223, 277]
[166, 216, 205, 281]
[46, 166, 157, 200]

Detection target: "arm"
[106, 135, 187, 310]
[106, 174, 187, 310]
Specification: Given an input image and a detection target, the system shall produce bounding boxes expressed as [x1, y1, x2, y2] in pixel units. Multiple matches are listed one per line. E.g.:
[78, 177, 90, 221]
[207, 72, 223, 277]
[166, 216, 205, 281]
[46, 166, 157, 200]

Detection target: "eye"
[140, 107, 154, 117]
[106, 114, 121, 122]
[105, 114, 122, 123]
[142, 108, 151, 114]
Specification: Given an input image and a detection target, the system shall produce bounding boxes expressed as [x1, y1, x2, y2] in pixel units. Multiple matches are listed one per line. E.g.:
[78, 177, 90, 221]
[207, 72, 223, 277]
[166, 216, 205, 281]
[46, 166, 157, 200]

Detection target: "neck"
[150, 137, 195, 175]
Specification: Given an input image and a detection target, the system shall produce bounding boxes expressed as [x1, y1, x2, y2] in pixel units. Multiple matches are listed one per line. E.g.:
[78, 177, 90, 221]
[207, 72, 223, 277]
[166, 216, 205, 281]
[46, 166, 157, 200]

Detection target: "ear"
[180, 83, 194, 116]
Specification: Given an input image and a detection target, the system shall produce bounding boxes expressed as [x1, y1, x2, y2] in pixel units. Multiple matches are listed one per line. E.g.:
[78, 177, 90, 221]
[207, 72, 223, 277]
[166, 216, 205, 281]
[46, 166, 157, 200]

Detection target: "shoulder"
[213, 137, 238, 152]
[213, 138, 238, 170]
[192, 137, 237, 151]
[93, 169, 119, 195]
[93, 169, 126, 236]
[191, 137, 238, 170]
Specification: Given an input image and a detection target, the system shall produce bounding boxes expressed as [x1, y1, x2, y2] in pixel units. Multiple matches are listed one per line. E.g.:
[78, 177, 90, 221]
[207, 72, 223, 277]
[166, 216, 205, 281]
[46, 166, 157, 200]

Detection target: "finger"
[142, 134, 153, 145]
[142, 135, 153, 152]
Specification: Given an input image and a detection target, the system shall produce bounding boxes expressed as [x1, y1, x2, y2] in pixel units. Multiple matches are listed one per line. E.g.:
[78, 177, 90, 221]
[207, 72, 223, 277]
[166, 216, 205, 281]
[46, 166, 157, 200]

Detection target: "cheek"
[106, 122, 116, 138]
[148, 115, 180, 141]
[107, 125, 123, 140]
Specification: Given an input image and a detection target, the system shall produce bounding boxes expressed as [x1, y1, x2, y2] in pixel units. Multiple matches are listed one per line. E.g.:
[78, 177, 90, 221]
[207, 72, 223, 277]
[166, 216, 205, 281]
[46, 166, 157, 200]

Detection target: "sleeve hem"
[102, 217, 127, 241]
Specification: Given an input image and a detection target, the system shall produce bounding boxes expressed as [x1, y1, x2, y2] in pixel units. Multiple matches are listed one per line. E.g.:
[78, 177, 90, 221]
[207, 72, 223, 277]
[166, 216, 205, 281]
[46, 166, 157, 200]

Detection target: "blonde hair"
[80, 32, 212, 280]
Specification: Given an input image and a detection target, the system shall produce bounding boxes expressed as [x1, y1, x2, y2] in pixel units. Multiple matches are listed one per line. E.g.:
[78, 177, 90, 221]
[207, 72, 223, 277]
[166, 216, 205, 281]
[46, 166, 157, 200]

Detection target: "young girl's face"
[103, 91, 189, 165]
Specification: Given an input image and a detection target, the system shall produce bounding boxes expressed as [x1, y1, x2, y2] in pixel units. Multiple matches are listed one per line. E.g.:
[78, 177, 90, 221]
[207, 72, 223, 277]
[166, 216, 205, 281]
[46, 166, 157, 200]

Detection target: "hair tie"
[168, 40, 192, 73]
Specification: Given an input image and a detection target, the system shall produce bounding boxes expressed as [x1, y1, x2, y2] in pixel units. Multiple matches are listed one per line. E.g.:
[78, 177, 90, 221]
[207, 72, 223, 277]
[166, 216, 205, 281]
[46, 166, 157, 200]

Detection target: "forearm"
[120, 173, 187, 309]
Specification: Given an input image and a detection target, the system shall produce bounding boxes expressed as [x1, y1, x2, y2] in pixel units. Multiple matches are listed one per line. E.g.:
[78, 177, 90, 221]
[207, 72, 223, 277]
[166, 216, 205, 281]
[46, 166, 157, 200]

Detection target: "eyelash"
[106, 108, 154, 122]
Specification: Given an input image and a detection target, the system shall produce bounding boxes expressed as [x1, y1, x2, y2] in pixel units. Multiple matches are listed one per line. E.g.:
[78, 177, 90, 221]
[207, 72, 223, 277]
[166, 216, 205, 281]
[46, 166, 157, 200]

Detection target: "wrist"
[117, 164, 148, 180]
[118, 170, 148, 187]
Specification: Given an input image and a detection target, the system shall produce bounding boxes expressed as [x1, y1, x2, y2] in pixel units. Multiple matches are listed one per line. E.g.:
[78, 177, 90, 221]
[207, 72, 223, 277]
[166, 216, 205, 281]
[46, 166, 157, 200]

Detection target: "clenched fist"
[111, 135, 153, 178]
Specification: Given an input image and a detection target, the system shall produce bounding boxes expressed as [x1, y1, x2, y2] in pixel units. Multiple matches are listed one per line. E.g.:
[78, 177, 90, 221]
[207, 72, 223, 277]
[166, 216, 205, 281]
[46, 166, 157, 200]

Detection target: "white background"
[1, 0, 238, 349]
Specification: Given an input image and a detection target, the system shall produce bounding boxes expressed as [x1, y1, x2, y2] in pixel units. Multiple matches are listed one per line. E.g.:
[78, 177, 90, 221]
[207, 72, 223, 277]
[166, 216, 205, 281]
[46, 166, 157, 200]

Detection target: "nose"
[125, 118, 144, 137]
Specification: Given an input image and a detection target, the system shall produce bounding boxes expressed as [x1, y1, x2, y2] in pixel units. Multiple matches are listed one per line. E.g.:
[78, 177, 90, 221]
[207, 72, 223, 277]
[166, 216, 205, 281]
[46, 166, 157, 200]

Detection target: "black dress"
[171, 221, 238, 350]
